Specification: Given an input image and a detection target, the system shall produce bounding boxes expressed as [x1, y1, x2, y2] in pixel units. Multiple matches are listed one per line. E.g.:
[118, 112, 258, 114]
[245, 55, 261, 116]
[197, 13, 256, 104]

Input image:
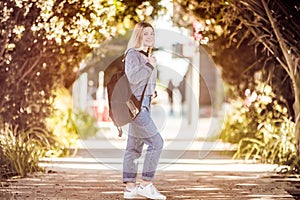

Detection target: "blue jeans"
[123, 96, 164, 183]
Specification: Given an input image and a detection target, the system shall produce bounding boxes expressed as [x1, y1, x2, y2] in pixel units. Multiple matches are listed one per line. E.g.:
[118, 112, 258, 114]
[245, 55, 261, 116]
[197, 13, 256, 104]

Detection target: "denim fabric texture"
[123, 96, 164, 183]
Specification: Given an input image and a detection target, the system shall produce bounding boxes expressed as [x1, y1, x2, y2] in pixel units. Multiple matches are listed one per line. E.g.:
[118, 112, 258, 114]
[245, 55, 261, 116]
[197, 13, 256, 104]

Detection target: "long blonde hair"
[125, 22, 154, 53]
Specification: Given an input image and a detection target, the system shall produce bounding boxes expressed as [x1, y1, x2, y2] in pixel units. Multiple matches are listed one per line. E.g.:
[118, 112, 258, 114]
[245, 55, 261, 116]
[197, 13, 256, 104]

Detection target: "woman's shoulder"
[125, 48, 142, 61]
[126, 48, 139, 55]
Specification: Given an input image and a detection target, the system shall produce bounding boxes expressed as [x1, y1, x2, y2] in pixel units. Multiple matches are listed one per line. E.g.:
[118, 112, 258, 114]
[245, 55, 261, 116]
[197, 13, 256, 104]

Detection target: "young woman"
[122, 22, 166, 200]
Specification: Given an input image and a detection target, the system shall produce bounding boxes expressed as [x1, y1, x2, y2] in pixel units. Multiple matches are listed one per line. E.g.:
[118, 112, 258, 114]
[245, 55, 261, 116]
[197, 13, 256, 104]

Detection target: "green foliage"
[173, 0, 299, 119]
[34, 0, 165, 46]
[0, 87, 100, 178]
[0, 124, 49, 177]
[220, 81, 296, 165]
[0, 0, 90, 133]
[233, 116, 295, 165]
[46, 88, 100, 156]
[72, 109, 99, 140]
[46, 88, 78, 157]
[0, 0, 165, 136]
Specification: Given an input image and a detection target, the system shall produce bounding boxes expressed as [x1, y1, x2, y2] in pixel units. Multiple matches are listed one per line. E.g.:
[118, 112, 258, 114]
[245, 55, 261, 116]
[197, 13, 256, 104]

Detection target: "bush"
[72, 109, 99, 139]
[0, 124, 49, 177]
[46, 88, 99, 156]
[233, 116, 295, 165]
[45, 88, 78, 157]
[0, 87, 100, 179]
[220, 81, 296, 165]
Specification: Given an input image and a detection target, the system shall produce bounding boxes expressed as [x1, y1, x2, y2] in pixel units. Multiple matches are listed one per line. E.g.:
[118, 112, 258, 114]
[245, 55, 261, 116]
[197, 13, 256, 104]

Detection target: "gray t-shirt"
[125, 48, 157, 99]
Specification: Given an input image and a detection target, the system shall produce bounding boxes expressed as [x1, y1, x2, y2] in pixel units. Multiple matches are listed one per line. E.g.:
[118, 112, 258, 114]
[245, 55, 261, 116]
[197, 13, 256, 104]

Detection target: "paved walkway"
[0, 158, 295, 200]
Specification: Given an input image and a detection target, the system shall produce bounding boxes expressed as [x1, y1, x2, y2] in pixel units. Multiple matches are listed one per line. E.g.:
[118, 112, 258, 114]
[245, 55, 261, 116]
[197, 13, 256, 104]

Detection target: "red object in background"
[92, 101, 111, 122]
[102, 104, 111, 122]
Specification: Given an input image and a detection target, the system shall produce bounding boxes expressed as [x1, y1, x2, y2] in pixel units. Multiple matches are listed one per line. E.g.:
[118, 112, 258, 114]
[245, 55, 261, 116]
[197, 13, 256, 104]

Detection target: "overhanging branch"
[261, 0, 294, 76]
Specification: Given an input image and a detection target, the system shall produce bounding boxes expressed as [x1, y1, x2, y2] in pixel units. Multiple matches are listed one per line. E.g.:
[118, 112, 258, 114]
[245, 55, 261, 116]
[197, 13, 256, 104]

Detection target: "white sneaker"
[137, 183, 166, 200]
[124, 187, 138, 199]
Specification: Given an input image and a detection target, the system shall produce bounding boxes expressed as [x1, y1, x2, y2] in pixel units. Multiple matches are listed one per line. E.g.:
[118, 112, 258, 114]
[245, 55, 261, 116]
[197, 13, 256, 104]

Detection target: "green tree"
[0, 0, 164, 131]
[173, 0, 300, 155]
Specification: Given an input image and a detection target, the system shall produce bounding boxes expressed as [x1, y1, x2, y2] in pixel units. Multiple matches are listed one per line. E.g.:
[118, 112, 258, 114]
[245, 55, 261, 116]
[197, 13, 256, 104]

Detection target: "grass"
[0, 125, 50, 177]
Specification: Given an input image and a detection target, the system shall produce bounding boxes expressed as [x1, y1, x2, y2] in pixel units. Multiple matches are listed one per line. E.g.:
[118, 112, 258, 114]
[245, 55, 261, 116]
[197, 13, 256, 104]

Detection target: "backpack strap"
[117, 126, 123, 137]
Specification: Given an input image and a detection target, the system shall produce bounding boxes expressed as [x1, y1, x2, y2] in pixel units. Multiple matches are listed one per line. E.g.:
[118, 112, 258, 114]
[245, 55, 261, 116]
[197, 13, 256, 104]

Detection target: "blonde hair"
[126, 22, 154, 53]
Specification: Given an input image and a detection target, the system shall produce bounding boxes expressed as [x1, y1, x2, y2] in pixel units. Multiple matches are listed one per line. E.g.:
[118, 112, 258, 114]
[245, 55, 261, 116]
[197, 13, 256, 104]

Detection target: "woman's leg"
[138, 133, 166, 200]
[123, 134, 144, 185]
[125, 96, 166, 199]
[141, 133, 164, 182]
[129, 96, 164, 182]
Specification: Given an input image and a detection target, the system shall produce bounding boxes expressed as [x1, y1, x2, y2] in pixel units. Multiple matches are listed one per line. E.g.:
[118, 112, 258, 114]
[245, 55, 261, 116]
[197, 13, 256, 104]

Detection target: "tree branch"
[237, 13, 291, 75]
[17, 55, 43, 85]
[261, 0, 294, 76]
[0, 30, 9, 58]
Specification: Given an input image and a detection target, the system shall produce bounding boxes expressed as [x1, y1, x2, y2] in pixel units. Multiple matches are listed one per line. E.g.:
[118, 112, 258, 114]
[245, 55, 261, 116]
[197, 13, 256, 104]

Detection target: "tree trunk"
[293, 78, 300, 155]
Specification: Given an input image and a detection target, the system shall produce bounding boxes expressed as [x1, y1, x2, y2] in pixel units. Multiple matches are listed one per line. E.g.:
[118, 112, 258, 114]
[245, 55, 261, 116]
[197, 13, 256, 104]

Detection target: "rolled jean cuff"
[141, 175, 154, 182]
[123, 177, 137, 184]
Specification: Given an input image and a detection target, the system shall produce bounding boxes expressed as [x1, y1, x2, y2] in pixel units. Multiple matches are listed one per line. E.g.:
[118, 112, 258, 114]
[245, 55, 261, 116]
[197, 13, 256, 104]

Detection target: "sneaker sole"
[124, 197, 146, 199]
[124, 194, 146, 199]
[137, 192, 166, 200]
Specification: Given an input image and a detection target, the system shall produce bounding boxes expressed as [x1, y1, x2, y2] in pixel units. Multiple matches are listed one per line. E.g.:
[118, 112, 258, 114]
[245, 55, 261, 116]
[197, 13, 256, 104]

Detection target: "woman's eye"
[144, 32, 154, 36]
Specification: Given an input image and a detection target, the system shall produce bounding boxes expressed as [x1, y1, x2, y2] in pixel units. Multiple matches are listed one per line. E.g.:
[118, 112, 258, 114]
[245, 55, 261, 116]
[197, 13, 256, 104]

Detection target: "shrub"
[46, 88, 78, 157]
[46, 88, 99, 156]
[0, 87, 100, 178]
[72, 109, 99, 139]
[0, 124, 49, 177]
[233, 116, 295, 165]
[220, 81, 296, 165]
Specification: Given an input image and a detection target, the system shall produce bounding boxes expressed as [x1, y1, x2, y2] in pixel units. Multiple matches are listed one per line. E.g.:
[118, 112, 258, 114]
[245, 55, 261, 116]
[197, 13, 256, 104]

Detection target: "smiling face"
[126, 22, 155, 51]
[142, 27, 155, 48]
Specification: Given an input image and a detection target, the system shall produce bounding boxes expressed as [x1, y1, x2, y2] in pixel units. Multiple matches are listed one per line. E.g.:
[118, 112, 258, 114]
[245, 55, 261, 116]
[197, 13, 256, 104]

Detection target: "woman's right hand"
[148, 55, 156, 67]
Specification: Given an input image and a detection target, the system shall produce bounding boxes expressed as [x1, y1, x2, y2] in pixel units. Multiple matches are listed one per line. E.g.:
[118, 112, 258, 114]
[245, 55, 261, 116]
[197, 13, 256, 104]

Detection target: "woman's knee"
[125, 147, 142, 159]
[154, 133, 164, 150]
